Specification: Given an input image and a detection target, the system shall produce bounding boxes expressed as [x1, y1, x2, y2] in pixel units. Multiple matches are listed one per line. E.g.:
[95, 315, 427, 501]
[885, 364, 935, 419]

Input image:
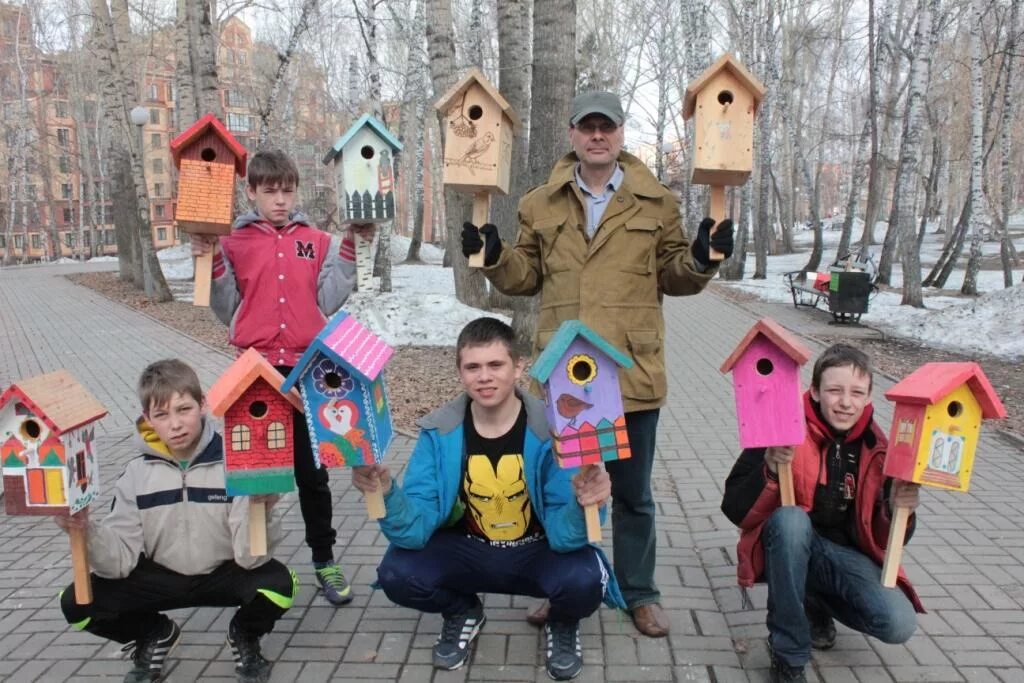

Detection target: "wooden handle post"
[468, 191, 492, 268]
[355, 230, 374, 292]
[707, 186, 726, 261]
[881, 505, 911, 587]
[68, 526, 92, 604]
[365, 487, 386, 520]
[584, 504, 602, 543]
[777, 462, 796, 506]
[249, 500, 267, 557]
[193, 248, 213, 307]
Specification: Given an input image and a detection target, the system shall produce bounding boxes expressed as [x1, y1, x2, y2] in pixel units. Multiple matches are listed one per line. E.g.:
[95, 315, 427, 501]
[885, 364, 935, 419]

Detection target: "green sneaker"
[314, 561, 353, 606]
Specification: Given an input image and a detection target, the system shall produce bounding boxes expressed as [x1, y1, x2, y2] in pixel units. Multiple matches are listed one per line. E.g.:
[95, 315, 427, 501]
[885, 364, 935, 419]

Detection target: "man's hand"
[572, 464, 611, 508]
[692, 218, 735, 266]
[251, 494, 281, 512]
[190, 234, 218, 258]
[890, 480, 921, 512]
[352, 464, 393, 496]
[54, 508, 89, 534]
[764, 446, 795, 474]
[461, 222, 502, 266]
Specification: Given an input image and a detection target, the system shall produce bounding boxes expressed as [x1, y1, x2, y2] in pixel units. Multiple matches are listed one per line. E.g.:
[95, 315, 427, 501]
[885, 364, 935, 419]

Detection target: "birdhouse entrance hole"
[249, 401, 268, 419]
[200, 147, 217, 162]
[756, 358, 774, 375]
[468, 105, 483, 121]
[947, 401, 963, 418]
[21, 419, 41, 440]
[360, 145, 375, 160]
[717, 90, 734, 106]
[568, 354, 598, 385]
[324, 372, 343, 389]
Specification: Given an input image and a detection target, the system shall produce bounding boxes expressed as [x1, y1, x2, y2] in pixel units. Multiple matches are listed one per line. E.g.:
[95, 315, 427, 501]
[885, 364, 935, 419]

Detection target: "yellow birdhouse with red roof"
[883, 362, 1007, 492]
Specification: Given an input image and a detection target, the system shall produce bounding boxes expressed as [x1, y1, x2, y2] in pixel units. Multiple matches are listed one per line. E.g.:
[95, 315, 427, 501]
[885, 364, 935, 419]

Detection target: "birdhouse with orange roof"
[323, 114, 403, 224]
[683, 53, 766, 187]
[1, 370, 106, 516]
[282, 311, 395, 470]
[434, 68, 520, 194]
[883, 362, 1007, 493]
[529, 320, 634, 470]
[720, 318, 812, 449]
[207, 349, 303, 497]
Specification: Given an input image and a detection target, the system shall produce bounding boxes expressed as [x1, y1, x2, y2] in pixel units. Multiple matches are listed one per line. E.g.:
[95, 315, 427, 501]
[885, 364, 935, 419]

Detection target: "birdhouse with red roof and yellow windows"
[884, 362, 1007, 493]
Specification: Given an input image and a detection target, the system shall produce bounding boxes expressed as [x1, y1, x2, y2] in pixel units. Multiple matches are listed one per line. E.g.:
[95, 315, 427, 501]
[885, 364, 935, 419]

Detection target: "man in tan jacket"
[461, 91, 734, 637]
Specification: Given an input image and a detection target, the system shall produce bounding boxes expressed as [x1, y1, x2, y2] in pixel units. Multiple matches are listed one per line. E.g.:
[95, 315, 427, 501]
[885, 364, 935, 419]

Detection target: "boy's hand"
[352, 464, 392, 496]
[572, 464, 610, 508]
[54, 508, 89, 534]
[890, 480, 921, 511]
[349, 224, 376, 240]
[251, 494, 280, 511]
[764, 446, 795, 473]
[190, 234, 219, 257]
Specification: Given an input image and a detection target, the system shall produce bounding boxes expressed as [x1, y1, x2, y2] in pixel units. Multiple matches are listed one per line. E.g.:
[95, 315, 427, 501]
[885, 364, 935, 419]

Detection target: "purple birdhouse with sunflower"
[530, 320, 634, 469]
[282, 311, 394, 470]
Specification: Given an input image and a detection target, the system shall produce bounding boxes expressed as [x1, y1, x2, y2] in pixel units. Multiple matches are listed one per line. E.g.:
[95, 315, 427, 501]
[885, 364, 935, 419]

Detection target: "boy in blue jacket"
[352, 317, 624, 681]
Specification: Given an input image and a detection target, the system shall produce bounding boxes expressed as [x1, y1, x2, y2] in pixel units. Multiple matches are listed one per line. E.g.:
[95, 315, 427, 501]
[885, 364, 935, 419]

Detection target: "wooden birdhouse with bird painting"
[434, 68, 520, 195]
[207, 348, 302, 497]
[529, 320, 634, 469]
[683, 53, 766, 187]
[323, 113, 403, 224]
[883, 362, 1007, 493]
[1, 370, 105, 517]
[720, 318, 812, 449]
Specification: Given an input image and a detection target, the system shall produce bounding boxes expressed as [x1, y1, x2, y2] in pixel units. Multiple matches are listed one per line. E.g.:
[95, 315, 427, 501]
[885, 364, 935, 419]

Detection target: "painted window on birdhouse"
[567, 354, 597, 386]
[267, 422, 286, 449]
[895, 419, 915, 445]
[231, 425, 251, 452]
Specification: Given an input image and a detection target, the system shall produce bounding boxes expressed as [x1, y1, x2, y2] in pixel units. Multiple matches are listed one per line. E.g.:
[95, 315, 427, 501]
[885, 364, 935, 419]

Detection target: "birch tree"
[256, 0, 319, 149]
[961, 0, 986, 296]
[995, 0, 1019, 287]
[174, 0, 222, 129]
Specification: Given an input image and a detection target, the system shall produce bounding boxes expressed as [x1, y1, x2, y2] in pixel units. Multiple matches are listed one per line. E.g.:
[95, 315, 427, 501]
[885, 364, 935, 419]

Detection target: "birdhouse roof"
[720, 318, 812, 374]
[433, 67, 522, 132]
[682, 53, 767, 120]
[207, 348, 303, 417]
[282, 311, 394, 391]
[169, 113, 248, 175]
[322, 114, 403, 165]
[884, 362, 1008, 419]
[0, 370, 107, 434]
[530, 320, 634, 384]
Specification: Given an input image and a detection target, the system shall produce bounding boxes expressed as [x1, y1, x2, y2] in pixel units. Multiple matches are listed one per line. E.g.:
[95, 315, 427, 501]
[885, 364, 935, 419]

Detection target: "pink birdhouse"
[720, 318, 812, 448]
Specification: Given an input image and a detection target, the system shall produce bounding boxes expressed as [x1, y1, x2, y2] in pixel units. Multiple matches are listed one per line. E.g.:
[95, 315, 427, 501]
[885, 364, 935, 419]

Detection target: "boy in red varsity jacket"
[191, 149, 366, 606]
[721, 344, 923, 683]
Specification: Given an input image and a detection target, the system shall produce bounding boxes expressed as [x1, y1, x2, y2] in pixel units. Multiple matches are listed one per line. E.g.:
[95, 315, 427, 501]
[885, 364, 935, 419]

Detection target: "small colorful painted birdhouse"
[207, 349, 303, 496]
[169, 113, 248, 237]
[883, 362, 1007, 492]
[720, 318, 812, 448]
[1, 370, 106, 516]
[434, 68, 520, 194]
[529, 320, 634, 469]
[281, 311, 394, 469]
[322, 114, 403, 224]
[682, 53, 766, 186]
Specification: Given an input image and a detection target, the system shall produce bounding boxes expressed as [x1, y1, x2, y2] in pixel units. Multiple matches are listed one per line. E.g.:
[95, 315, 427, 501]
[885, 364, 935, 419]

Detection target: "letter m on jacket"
[295, 241, 315, 260]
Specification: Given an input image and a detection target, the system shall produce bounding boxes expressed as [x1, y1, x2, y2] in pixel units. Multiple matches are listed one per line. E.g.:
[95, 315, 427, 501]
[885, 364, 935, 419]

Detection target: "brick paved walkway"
[1, 263, 1021, 682]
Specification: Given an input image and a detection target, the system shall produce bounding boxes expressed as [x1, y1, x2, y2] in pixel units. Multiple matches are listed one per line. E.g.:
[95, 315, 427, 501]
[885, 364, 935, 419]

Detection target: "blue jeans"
[604, 408, 660, 608]
[377, 531, 606, 622]
[762, 507, 917, 667]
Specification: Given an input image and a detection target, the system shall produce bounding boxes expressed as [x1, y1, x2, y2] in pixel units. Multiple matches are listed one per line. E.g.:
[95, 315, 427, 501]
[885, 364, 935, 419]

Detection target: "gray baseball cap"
[570, 91, 624, 126]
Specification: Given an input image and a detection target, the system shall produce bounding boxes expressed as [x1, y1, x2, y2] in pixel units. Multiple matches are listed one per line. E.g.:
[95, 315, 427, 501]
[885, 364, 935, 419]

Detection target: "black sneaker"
[543, 620, 583, 681]
[768, 644, 808, 683]
[805, 594, 837, 650]
[432, 601, 485, 670]
[120, 618, 181, 683]
[314, 561, 353, 606]
[227, 619, 272, 683]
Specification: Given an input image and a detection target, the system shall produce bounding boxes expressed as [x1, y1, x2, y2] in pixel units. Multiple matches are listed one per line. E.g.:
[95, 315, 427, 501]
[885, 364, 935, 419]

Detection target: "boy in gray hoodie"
[56, 359, 295, 683]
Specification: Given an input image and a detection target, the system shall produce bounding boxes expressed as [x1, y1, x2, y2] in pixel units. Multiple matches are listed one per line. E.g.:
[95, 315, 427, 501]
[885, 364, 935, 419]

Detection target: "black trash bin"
[828, 270, 872, 323]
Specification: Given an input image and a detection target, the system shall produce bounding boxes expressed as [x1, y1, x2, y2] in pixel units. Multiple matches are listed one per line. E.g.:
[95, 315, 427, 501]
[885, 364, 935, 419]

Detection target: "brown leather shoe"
[630, 603, 670, 638]
[526, 600, 549, 626]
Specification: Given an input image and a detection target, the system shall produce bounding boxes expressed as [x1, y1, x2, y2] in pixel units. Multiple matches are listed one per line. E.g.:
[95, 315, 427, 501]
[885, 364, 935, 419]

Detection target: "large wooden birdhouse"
[169, 113, 248, 236]
[883, 362, 1007, 492]
[720, 318, 812, 448]
[434, 68, 521, 194]
[207, 348, 303, 497]
[282, 311, 394, 469]
[529, 320, 634, 469]
[1, 370, 106, 516]
[323, 114, 403, 224]
[683, 53, 766, 186]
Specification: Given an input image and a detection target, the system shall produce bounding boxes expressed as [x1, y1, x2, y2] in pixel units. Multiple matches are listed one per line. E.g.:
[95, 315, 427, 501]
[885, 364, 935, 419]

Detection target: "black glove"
[692, 217, 734, 267]
[461, 222, 502, 266]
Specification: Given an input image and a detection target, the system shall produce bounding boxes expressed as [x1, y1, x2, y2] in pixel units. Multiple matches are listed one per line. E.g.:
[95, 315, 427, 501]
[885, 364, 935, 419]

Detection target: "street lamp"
[129, 105, 154, 298]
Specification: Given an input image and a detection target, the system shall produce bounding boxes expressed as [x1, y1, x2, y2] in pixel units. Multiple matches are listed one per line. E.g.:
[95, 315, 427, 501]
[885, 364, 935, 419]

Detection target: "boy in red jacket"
[192, 149, 368, 605]
[721, 344, 923, 683]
